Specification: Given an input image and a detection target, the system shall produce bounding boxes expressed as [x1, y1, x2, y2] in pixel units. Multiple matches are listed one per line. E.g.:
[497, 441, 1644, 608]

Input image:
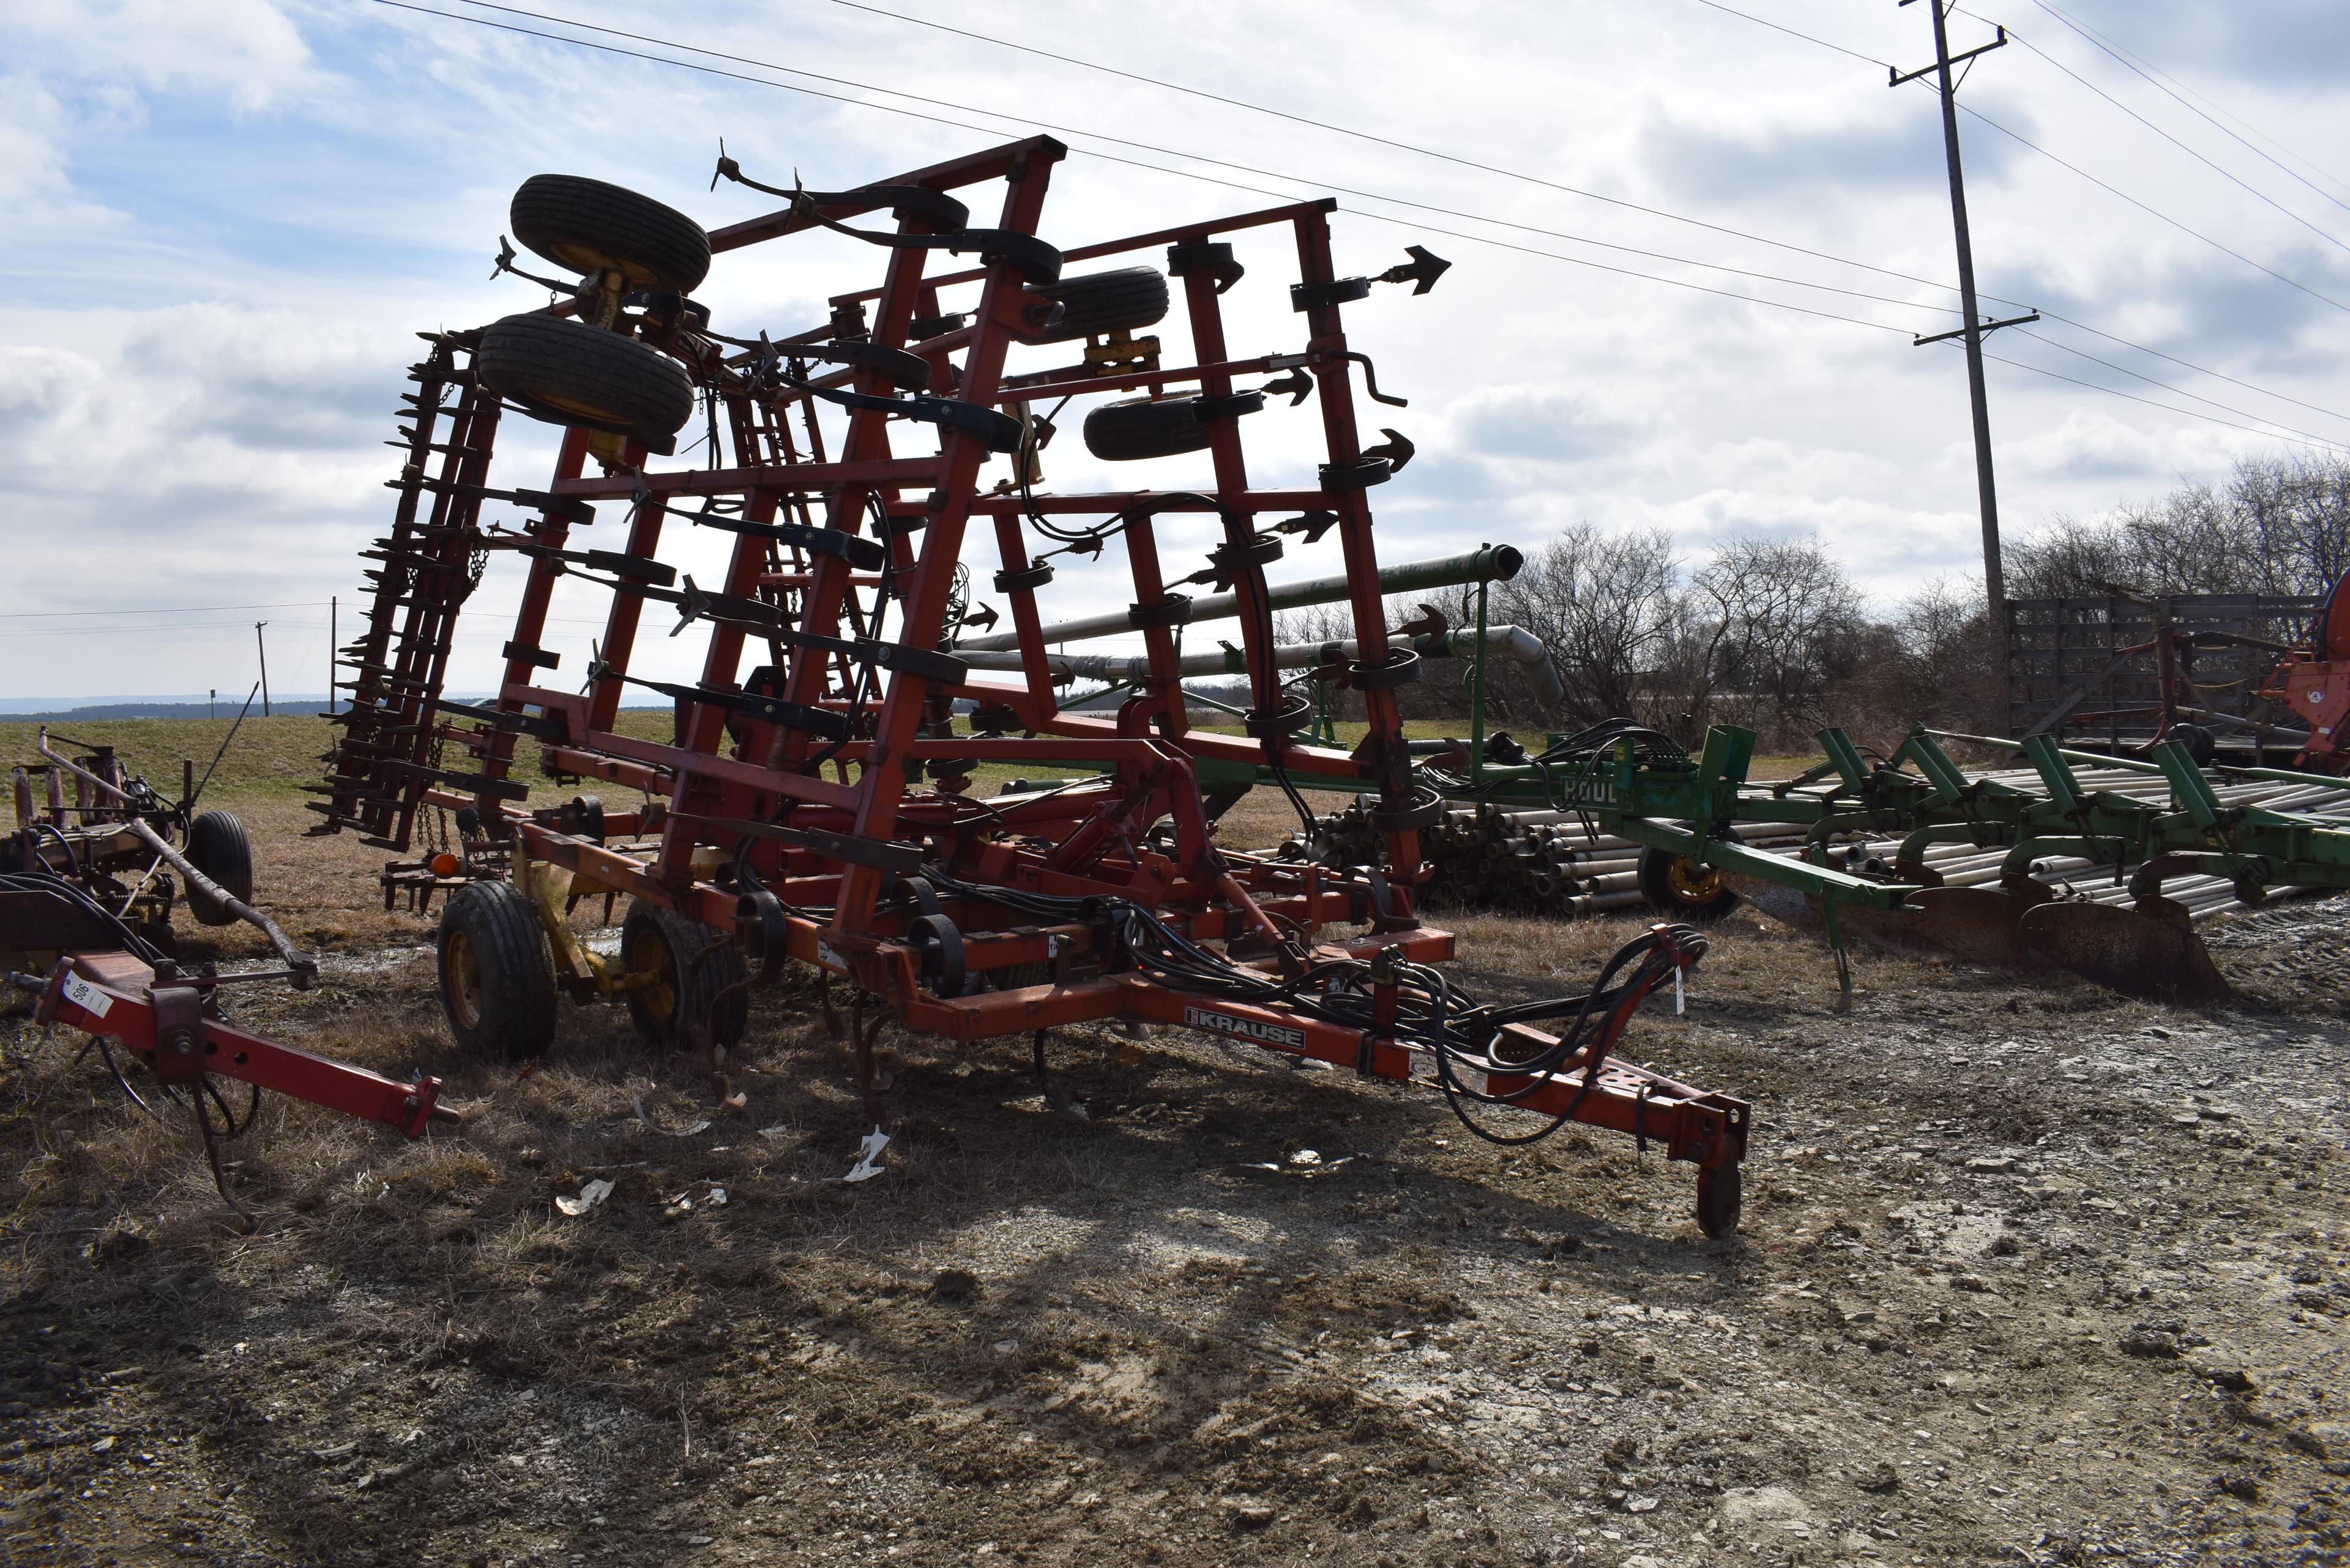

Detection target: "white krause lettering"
[1183, 1006, 1306, 1051]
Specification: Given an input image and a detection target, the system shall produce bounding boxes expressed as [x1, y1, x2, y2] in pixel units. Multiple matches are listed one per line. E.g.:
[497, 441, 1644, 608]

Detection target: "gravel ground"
[4, 884, 2348, 1567]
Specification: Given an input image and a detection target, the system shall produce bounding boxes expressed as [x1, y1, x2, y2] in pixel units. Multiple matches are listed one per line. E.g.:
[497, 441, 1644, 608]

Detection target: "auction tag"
[61, 971, 113, 1019]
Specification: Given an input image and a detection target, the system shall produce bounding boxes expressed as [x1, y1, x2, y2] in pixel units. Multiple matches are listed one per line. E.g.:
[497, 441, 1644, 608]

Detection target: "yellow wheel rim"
[544, 242, 661, 288]
[627, 925, 678, 1026]
[446, 929, 484, 1031]
[1665, 856, 1726, 906]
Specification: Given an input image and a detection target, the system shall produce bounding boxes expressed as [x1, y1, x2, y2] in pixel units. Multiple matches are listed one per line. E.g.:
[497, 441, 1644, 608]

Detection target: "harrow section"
[311, 141, 1747, 1233]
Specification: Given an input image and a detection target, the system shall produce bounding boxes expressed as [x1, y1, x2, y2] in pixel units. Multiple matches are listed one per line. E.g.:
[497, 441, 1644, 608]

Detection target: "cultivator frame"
[313, 137, 1747, 1232]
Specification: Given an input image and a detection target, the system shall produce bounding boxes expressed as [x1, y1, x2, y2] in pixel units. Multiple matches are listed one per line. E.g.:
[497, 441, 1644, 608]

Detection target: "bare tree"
[1890, 575, 2000, 735]
[2008, 454, 2350, 599]
[1686, 534, 1867, 747]
[1490, 523, 1680, 730]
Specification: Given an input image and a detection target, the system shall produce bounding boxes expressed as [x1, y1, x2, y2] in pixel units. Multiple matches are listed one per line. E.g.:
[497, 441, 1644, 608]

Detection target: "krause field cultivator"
[311, 138, 1749, 1235]
[6, 732, 456, 1220]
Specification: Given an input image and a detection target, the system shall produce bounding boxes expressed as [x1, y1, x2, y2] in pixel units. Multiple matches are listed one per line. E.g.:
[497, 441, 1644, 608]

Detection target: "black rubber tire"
[619, 898, 748, 1051]
[510, 173, 711, 291]
[1636, 826, 1743, 923]
[1696, 1162, 1742, 1239]
[436, 880, 558, 1060]
[182, 810, 254, 928]
[1017, 266, 1169, 345]
[476, 313, 696, 447]
[1083, 392, 1260, 462]
[2167, 722, 2217, 767]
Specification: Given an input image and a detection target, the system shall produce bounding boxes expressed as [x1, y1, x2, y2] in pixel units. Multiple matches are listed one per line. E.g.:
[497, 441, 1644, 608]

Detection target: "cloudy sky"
[6, 0, 2349, 700]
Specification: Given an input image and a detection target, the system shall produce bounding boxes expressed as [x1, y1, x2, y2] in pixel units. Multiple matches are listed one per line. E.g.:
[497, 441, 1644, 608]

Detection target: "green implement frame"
[1242, 712, 2350, 1000]
[1001, 573, 2350, 1001]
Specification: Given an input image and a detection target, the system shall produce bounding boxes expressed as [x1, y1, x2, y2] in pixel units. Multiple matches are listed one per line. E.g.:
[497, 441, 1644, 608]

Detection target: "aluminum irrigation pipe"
[953, 544, 1524, 652]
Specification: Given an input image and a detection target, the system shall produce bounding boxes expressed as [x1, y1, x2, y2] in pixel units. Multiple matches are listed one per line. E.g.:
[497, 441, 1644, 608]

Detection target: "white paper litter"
[840, 1128, 891, 1183]
[555, 1178, 614, 1216]
[706, 1187, 727, 1206]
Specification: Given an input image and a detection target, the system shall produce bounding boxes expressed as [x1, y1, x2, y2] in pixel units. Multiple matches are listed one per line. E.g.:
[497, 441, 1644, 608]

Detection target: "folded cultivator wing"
[311, 140, 1748, 1236]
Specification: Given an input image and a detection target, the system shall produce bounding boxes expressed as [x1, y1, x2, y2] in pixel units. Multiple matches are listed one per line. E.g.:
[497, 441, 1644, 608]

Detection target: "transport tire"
[1636, 827, 1742, 923]
[476, 312, 696, 450]
[1016, 266, 1169, 345]
[436, 879, 558, 1059]
[1083, 391, 1263, 462]
[183, 810, 255, 927]
[619, 898, 748, 1050]
[510, 173, 711, 291]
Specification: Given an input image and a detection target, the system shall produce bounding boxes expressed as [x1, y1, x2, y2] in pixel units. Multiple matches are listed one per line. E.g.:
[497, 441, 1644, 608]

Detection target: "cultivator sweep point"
[2017, 895, 2233, 1005]
[313, 140, 1745, 1233]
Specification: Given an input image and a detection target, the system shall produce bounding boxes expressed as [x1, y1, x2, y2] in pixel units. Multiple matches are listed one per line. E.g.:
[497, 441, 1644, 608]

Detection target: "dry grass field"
[4, 718, 2347, 1568]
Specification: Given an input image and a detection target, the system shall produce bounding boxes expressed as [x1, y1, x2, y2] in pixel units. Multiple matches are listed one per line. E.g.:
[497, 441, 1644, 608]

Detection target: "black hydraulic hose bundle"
[919, 867, 1700, 1146]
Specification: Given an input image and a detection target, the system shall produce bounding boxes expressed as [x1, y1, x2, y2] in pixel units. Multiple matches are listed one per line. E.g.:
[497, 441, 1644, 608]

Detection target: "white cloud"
[16, 0, 318, 112]
[4, 0, 2348, 695]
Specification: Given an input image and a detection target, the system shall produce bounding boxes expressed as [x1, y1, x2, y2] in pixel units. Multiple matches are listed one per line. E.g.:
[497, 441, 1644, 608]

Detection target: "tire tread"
[438, 880, 558, 1059]
[510, 174, 711, 292]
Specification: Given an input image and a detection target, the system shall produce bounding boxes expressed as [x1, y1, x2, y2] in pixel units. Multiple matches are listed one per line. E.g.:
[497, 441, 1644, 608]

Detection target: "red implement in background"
[2262, 573, 2350, 772]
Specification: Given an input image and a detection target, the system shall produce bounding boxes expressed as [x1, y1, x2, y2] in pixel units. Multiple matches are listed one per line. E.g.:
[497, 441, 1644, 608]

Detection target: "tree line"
[1299, 452, 2350, 750]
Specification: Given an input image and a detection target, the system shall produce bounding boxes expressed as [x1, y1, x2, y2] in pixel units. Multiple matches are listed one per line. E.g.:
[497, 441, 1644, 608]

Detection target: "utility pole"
[1895, 1, 2037, 723]
[209, 688, 217, 721]
[328, 596, 337, 717]
[254, 621, 272, 718]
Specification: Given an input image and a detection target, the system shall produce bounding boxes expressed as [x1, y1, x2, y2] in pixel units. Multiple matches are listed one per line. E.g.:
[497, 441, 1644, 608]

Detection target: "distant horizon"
[0, 693, 346, 711]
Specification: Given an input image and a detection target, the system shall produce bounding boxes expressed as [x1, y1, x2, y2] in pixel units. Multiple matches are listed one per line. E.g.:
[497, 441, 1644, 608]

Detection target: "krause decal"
[1182, 1006, 1307, 1052]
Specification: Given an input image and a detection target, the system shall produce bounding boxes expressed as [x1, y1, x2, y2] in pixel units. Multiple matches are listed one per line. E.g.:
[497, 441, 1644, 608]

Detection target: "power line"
[1678, 0, 2350, 422]
[815, 0, 2350, 429]
[2031, 308, 2350, 428]
[1953, 100, 2350, 317]
[1958, 7, 2350, 259]
[384, 1, 1939, 333]
[2026, 0, 2350, 214]
[1677, 0, 2350, 318]
[1977, 348, 2350, 454]
[438, 0, 1969, 322]
[375, 0, 2344, 455]
[800, 0, 1979, 302]
[1676, 0, 1891, 69]
[2009, 329, 2350, 454]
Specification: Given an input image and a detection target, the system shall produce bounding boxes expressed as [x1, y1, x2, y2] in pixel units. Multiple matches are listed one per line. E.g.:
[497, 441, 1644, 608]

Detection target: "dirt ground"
[5, 792, 2349, 1568]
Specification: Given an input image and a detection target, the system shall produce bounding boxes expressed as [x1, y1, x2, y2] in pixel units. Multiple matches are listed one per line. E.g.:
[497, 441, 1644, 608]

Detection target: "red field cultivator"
[312, 137, 1747, 1235]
